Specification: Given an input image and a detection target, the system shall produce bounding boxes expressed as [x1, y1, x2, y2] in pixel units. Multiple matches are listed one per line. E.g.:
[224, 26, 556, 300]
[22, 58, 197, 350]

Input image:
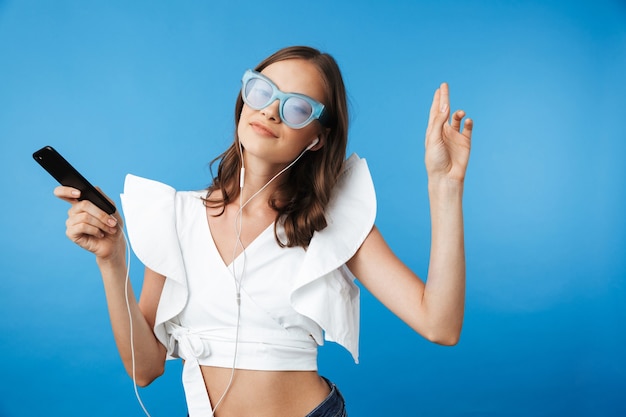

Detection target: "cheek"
[239, 105, 251, 123]
[237, 107, 252, 137]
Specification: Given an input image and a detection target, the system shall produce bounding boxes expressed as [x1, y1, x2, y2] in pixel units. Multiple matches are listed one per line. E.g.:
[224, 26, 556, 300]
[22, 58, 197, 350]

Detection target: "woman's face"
[237, 58, 326, 168]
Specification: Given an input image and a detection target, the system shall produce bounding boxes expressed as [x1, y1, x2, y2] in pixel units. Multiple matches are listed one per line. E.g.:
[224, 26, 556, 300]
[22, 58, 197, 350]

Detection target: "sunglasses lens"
[244, 77, 273, 108]
[283, 97, 313, 127]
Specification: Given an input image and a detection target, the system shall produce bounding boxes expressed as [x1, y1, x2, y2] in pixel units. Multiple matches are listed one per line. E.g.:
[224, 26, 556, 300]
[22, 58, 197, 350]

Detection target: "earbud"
[306, 138, 319, 151]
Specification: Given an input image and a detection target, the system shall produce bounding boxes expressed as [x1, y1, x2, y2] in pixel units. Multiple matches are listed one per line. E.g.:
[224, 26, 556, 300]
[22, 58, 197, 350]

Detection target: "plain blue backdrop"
[1, 0, 625, 416]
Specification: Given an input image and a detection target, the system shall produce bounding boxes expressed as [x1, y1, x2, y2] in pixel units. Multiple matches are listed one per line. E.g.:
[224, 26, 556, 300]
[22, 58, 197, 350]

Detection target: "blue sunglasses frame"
[241, 69, 329, 129]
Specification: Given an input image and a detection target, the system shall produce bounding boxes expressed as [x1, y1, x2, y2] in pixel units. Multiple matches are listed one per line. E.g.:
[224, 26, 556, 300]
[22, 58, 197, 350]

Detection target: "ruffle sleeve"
[120, 174, 188, 358]
[290, 153, 377, 363]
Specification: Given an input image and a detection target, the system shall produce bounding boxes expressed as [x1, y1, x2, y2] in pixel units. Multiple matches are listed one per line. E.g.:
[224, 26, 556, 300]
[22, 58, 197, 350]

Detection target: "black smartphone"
[33, 146, 116, 214]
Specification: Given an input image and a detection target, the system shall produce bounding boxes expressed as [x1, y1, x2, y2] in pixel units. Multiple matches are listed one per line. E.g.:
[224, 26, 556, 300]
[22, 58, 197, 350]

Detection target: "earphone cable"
[120, 142, 313, 416]
[212, 142, 312, 413]
[121, 224, 153, 417]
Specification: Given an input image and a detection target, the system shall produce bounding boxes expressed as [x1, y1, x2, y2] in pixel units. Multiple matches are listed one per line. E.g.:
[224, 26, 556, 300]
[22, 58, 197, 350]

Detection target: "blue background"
[1, 0, 625, 416]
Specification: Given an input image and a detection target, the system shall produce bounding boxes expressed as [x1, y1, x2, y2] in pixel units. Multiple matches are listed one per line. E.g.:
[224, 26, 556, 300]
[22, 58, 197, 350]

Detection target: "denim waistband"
[304, 377, 347, 417]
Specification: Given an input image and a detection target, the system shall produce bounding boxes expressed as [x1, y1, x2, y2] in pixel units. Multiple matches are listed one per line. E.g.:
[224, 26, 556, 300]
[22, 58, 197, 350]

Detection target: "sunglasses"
[241, 69, 329, 129]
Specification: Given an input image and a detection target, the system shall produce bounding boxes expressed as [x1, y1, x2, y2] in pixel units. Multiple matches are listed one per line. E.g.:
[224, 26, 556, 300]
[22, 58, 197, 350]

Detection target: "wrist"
[96, 251, 126, 270]
[428, 176, 464, 196]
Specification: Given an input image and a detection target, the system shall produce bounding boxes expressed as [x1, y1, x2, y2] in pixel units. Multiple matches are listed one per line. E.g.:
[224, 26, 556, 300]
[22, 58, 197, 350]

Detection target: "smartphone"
[33, 146, 116, 215]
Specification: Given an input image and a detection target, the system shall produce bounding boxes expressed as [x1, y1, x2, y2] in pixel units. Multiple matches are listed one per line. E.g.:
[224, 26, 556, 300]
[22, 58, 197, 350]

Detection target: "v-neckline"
[203, 205, 275, 269]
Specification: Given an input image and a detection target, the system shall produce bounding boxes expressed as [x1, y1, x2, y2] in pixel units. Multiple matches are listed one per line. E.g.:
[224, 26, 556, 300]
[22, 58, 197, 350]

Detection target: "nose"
[261, 99, 281, 123]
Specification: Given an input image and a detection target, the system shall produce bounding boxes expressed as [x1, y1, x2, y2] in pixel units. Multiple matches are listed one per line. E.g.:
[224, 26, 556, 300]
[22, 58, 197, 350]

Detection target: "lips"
[250, 121, 278, 138]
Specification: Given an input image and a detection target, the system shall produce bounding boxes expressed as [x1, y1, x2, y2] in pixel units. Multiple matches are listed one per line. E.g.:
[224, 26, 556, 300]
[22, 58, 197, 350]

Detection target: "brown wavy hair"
[204, 46, 349, 248]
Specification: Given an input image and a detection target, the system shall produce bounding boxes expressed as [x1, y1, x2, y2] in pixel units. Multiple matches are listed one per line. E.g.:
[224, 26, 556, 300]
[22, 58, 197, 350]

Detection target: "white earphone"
[306, 137, 319, 151]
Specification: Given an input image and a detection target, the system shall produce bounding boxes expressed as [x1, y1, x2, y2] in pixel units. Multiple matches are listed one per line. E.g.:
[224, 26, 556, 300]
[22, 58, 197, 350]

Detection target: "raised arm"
[347, 82, 472, 345]
[54, 186, 167, 385]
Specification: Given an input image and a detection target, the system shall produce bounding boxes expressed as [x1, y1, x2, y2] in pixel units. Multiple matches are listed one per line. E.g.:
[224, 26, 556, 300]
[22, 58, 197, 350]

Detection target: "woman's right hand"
[54, 186, 124, 262]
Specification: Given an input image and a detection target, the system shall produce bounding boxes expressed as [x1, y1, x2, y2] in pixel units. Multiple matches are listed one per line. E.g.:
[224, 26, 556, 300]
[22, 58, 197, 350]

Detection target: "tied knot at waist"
[164, 322, 318, 368]
[170, 329, 211, 361]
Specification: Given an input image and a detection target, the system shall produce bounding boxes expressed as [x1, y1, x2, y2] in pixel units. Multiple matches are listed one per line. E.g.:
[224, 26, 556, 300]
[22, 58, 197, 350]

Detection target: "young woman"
[55, 46, 472, 417]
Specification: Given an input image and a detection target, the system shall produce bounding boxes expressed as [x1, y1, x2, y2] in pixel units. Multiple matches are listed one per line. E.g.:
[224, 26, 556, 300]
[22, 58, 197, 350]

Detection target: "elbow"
[432, 333, 461, 346]
[124, 343, 167, 387]
[423, 327, 462, 346]
[419, 313, 464, 346]
[127, 363, 165, 388]
[133, 370, 163, 388]
[135, 374, 158, 388]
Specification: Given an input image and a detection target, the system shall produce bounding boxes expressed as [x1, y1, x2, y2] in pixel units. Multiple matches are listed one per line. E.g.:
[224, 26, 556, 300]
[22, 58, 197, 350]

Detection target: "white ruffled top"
[119, 152, 375, 384]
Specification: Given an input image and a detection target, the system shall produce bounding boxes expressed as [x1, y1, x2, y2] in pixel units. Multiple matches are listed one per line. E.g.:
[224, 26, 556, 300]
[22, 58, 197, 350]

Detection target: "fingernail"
[71, 190, 80, 197]
[107, 217, 117, 227]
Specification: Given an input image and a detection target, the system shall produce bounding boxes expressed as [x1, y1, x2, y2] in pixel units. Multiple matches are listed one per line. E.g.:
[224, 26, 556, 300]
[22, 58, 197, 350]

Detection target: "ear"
[309, 128, 329, 151]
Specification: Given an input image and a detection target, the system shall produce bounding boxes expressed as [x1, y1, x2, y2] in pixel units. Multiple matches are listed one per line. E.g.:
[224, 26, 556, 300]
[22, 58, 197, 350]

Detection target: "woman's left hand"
[425, 83, 473, 183]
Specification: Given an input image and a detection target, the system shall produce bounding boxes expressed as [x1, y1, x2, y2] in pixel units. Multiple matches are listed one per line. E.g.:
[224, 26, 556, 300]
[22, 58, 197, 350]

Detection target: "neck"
[239, 171, 283, 210]
[239, 155, 289, 200]
[238, 147, 309, 210]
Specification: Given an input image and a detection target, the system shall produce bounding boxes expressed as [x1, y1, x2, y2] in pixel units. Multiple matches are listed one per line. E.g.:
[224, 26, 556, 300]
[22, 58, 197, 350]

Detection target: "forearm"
[97, 256, 165, 385]
[423, 178, 466, 344]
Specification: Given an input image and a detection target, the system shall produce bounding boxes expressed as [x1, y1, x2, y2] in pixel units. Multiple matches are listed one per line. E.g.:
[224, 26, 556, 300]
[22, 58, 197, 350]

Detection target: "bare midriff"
[200, 366, 331, 417]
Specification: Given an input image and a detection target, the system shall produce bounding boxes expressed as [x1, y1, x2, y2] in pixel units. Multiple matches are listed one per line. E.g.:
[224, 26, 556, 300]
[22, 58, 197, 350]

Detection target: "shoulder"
[304, 154, 376, 261]
[325, 154, 376, 227]
[118, 176, 189, 287]
[121, 174, 206, 212]
[122, 174, 205, 197]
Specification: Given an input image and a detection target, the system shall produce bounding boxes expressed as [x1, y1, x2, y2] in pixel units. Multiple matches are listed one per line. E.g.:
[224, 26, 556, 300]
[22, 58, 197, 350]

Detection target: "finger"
[450, 110, 466, 132]
[68, 200, 119, 234]
[426, 83, 450, 146]
[66, 217, 107, 240]
[54, 185, 81, 203]
[95, 186, 123, 226]
[427, 83, 450, 126]
[426, 89, 439, 135]
[462, 118, 474, 140]
[439, 82, 450, 116]
[67, 210, 118, 237]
